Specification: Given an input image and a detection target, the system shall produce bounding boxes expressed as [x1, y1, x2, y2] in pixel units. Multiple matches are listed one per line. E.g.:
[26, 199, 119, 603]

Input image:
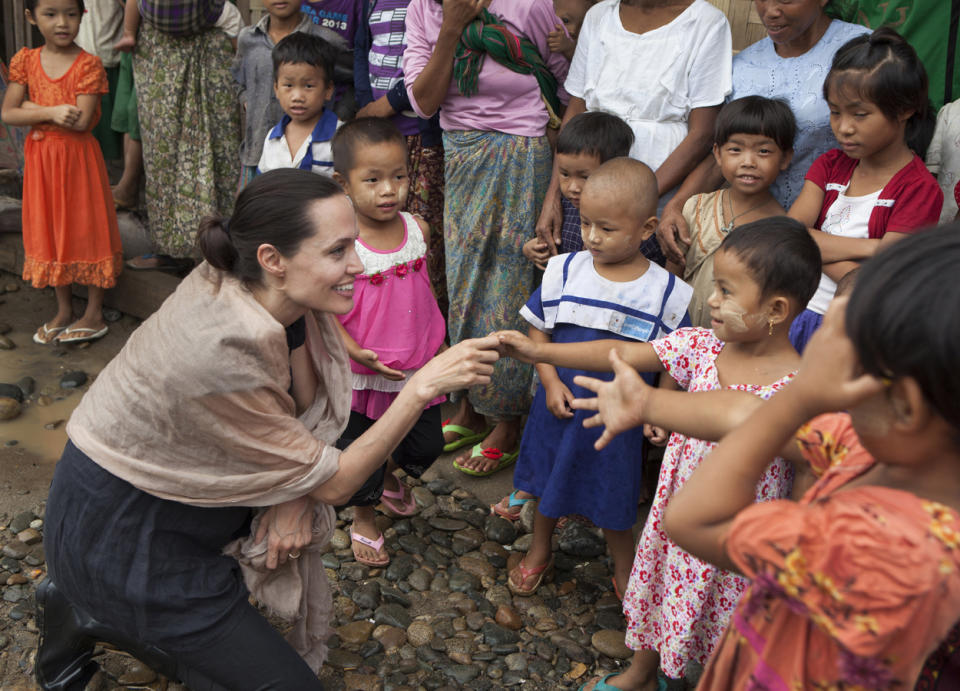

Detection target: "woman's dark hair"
[272, 31, 337, 83]
[846, 223, 960, 436]
[823, 28, 935, 157]
[556, 111, 635, 163]
[719, 216, 821, 308]
[197, 169, 344, 283]
[331, 117, 406, 175]
[714, 96, 796, 151]
[26, 0, 85, 12]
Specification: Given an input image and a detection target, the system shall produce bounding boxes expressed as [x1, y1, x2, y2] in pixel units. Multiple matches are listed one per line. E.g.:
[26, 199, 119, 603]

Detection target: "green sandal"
[441, 418, 492, 453]
[453, 444, 519, 477]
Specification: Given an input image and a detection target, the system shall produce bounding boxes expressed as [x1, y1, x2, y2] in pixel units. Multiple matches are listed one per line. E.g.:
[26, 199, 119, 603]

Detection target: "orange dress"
[699, 413, 960, 690]
[8, 47, 122, 288]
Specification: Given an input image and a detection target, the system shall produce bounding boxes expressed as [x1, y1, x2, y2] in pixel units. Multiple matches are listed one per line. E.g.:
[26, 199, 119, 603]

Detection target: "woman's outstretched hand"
[789, 297, 885, 416]
[255, 496, 315, 570]
[571, 349, 651, 450]
[410, 334, 500, 401]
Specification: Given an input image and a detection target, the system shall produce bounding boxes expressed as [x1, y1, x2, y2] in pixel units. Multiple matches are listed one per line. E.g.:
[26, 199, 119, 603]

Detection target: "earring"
[768, 319, 775, 336]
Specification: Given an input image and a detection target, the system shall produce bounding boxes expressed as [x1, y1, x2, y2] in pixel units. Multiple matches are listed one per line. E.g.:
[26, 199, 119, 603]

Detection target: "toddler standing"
[331, 118, 446, 566]
[501, 159, 693, 598]
[788, 28, 942, 351]
[1, 0, 122, 345]
[521, 111, 634, 270]
[501, 217, 821, 688]
[233, 0, 348, 189]
[257, 32, 342, 176]
[674, 96, 794, 327]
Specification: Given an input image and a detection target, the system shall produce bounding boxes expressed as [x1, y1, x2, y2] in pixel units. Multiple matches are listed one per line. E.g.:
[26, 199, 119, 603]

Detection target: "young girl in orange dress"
[1, 0, 122, 345]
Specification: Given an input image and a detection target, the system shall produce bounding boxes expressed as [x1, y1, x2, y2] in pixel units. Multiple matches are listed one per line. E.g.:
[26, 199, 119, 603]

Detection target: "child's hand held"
[355, 348, 406, 381]
[644, 423, 669, 446]
[496, 330, 540, 363]
[571, 349, 650, 450]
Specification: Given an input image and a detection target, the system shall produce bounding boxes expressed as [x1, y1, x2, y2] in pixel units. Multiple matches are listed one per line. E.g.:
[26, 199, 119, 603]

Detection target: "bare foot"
[350, 507, 388, 567]
[111, 185, 137, 209]
[455, 419, 520, 473]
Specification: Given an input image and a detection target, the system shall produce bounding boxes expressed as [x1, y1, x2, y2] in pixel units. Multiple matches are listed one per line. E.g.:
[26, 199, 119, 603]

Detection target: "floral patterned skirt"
[133, 23, 239, 258]
[403, 135, 446, 319]
[442, 129, 549, 419]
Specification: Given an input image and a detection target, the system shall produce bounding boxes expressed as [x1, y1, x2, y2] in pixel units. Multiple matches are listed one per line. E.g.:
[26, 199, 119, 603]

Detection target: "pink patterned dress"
[623, 327, 795, 679]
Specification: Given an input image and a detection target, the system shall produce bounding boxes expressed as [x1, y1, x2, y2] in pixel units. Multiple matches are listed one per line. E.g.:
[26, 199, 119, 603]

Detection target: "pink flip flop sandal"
[380, 475, 418, 517]
[508, 556, 554, 597]
[350, 530, 390, 567]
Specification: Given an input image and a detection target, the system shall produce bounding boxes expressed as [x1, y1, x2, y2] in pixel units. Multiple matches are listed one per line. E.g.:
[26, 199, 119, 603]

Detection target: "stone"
[0, 397, 20, 420]
[117, 662, 157, 685]
[59, 371, 88, 389]
[408, 568, 432, 592]
[386, 553, 416, 582]
[373, 624, 406, 651]
[342, 672, 381, 691]
[504, 652, 527, 672]
[337, 620, 375, 645]
[429, 517, 468, 532]
[9, 602, 30, 620]
[422, 545, 450, 569]
[451, 528, 485, 555]
[0, 556, 20, 573]
[495, 605, 523, 631]
[6, 573, 27, 586]
[36, 395, 52, 407]
[352, 581, 381, 610]
[15, 377, 34, 397]
[443, 664, 481, 685]
[374, 603, 412, 629]
[426, 478, 455, 495]
[380, 585, 410, 607]
[591, 629, 631, 659]
[518, 500, 538, 534]
[103, 308, 123, 322]
[329, 529, 351, 550]
[326, 649, 363, 670]
[15, 528, 40, 545]
[558, 521, 606, 558]
[0, 335, 14, 350]
[565, 661, 589, 681]
[596, 610, 626, 631]
[484, 584, 512, 608]
[0, 323, 9, 335]
[478, 541, 509, 568]
[448, 570, 480, 593]
[0, 384, 23, 402]
[484, 516, 516, 545]
[4, 282, 19, 292]
[411, 486, 436, 508]
[465, 611, 486, 631]
[43, 420, 64, 431]
[3, 586, 23, 602]
[10, 512, 35, 534]
[397, 533, 428, 555]
[406, 621, 434, 648]
[458, 555, 496, 580]
[2, 542, 28, 559]
[482, 622, 519, 646]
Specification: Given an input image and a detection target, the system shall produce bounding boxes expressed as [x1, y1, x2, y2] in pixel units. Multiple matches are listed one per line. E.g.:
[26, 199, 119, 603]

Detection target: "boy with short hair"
[234, 0, 349, 187]
[524, 111, 633, 268]
[257, 32, 342, 176]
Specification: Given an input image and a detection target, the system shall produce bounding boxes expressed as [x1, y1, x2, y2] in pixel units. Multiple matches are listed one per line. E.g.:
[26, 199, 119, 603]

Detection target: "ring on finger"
[289, 550, 301, 559]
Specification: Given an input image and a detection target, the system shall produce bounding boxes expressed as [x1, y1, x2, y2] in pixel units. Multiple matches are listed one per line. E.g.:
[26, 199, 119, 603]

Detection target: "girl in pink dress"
[331, 118, 446, 567]
[500, 217, 822, 690]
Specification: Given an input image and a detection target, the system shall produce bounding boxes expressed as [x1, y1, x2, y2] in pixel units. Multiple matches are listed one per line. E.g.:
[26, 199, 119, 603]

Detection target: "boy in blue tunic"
[500, 158, 692, 598]
[257, 32, 342, 176]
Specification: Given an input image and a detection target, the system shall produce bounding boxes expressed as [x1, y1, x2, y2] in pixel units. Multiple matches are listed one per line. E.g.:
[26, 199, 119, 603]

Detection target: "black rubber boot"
[35, 578, 180, 690]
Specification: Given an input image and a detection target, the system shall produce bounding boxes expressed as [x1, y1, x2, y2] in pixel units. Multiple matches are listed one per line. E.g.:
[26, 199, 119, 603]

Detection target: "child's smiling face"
[713, 133, 791, 197]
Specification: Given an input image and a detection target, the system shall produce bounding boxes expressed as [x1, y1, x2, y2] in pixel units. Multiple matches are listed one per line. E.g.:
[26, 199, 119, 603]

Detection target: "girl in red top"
[787, 28, 941, 353]
[1, 0, 122, 345]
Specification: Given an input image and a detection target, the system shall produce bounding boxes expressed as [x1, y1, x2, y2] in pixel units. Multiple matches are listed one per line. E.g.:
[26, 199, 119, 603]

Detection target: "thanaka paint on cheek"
[716, 298, 761, 333]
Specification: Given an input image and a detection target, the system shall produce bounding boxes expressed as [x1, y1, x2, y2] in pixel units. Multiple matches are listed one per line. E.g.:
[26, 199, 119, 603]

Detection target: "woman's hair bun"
[196, 215, 238, 272]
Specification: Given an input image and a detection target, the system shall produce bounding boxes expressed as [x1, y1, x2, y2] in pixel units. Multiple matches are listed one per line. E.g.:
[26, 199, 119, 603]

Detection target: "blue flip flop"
[579, 673, 621, 691]
[491, 490, 534, 520]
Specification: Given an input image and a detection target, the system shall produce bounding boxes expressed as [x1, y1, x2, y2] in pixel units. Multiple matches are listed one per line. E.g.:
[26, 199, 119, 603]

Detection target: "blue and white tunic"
[515, 251, 692, 531]
[256, 108, 341, 176]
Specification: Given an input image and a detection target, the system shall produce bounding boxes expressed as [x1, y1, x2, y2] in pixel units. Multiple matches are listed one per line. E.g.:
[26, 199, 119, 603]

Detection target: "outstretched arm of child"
[662, 298, 884, 571]
[1, 82, 81, 128]
[335, 320, 406, 381]
[497, 330, 664, 374]
[529, 325, 574, 419]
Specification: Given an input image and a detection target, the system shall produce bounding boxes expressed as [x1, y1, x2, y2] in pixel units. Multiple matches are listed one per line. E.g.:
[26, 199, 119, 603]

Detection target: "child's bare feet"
[114, 34, 137, 52]
[350, 506, 389, 567]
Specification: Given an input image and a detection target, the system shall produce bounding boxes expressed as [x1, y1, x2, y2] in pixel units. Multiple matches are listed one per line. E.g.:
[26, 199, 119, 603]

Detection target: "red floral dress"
[624, 328, 795, 679]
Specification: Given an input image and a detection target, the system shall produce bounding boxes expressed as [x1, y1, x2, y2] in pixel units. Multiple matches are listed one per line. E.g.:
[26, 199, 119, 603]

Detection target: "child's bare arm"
[530, 324, 574, 419]
[662, 298, 884, 570]
[1, 82, 81, 128]
[71, 94, 101, 132]
[498, 330, 664, 373]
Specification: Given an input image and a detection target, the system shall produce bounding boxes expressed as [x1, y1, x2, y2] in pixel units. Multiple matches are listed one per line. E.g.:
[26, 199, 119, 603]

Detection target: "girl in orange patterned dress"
[1, 0, 122, 345]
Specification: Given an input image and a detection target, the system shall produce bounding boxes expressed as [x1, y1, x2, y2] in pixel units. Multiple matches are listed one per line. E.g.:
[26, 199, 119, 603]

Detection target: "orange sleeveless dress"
[8, 48, 122, 288]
